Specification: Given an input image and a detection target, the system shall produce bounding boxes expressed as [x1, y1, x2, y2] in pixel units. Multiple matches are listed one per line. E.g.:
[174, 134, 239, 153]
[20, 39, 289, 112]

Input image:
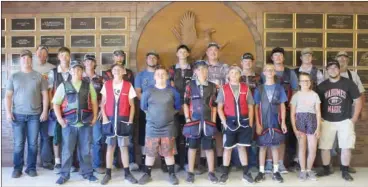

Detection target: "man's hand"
[256, 124, 263, 135]
[281, 123, 288, 134]
[350, 118, 358, 125]
[58, 118, 67, 128]
[221, 121, 228, 130]
[40, 111, 48, 122]
[102, 116, 110, 124]
[90, 117, 97, 126]
[314, 128, 320, 139]
[6, 112, 14, 123]
[293, 128, 301, 138]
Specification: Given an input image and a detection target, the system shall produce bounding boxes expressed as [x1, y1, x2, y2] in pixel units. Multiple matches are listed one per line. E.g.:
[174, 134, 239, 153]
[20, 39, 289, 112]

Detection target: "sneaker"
[54, 164, 61, 174]
[25, 170, 38, 177]
[87, 175, 99, 183]
[11, 170, 22, 178]
[242, 172, 254, 184]
[208, 172, 218, 184]
[216, 165, 227, 174]
[278, 161, 288, 174]
[316, 168, 332, 177]
[71, 166, 79, 173]
[129, 163, 140, 172]
[195, 164, 206, 175]
[185, 172, 195, 184]
[94, 167, 106, 174]
[169, 173, 179, 185]
[219, 173, 229, 185]
[298, 171, 307, 181]
[342, 171, 354, 181]
[265, 161, 273, 173]
[307, 170, 317, 181]
[138, 173, 152, 185]
[125, 173, 138, 184]
[272, 172, 284, 183]
[100, 175, 111, 185]
[56, 176, 69, 185]
[254, 172, 265, 183]
[42, 162, 54, 170]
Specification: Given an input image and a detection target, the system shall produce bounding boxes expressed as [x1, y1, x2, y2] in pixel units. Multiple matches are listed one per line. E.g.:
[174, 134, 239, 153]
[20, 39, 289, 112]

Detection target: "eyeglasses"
[84, 54, 96, 61]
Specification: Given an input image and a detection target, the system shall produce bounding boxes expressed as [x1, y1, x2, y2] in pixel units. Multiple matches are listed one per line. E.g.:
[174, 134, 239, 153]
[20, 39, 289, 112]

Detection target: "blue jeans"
[39, 120, 53, 164]
[12, 113, 40, 172]
[92, 120, 105, 168]
[60, 125, 93, 178]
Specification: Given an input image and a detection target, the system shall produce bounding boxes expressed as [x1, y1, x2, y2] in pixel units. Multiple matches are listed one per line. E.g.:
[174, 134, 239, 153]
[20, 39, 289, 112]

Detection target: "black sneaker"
[272, 172, 284, 183]
[125, 173, 138, 184]
[317, 168, 332, 177]
[56, 176, 69, 185]
[87, 175, 99, 183]
[100, 175, 111, 185]
[42, 162, 54, 170]
[161, 162, 168, 173]
[138, 173, 152, 185]
[11, 170, 22, 178]
[169, 173, 179, 185]
[54, 164, 61, 174]
[254, 172, 265, 183]
[185, 172, 195, 184]
[219, 173, 229, 185]
[25, 170, 38, 177]
[342, 171, 354, 181]
[208, 172, 218, 184]
[242, 172, 254, 184]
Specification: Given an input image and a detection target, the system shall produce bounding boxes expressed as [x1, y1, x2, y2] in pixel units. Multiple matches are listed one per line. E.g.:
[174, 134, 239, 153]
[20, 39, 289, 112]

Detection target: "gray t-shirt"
[216, 84, 254, 105]
[6, 70, 48, 114]
[33, 61, 56, 77]
[290, 91, 321, 114]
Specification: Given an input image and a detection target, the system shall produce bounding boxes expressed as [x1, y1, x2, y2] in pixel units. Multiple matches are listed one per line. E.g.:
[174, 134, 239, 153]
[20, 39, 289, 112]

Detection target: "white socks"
[55, 158, 61, 165]
[273, 164, 279, 173]
[260, 166, 265, 173]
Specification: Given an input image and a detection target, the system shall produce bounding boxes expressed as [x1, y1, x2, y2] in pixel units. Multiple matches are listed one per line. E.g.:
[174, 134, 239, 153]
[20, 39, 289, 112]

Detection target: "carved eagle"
[172, 11, 229, 60]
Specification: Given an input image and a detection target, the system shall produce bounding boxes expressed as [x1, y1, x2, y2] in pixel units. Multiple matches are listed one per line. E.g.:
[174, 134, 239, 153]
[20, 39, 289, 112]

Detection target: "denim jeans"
[92, 120, 105, 168]
[39, 120, 53, 164]
[60, 125, 93, 178]
[12, 113, 40, 172]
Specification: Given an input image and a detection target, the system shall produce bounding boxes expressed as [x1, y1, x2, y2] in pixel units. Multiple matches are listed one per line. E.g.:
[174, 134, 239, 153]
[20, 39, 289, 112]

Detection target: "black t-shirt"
[317, 77, 361, 122]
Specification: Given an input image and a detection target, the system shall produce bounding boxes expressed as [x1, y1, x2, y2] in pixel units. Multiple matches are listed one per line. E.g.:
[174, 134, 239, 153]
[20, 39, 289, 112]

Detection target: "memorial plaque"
[358, 34, 368, 49]
[296, 33, 323, 48]
[1, 54, 5, 66]
[327, 14, 353, 29]
[266, 32, 293, 48]
[41, 18, 65, 30]
[266, 50, 293, 66]
[1, 36, 5, 48]
[48, 53, 59, 66]
[326, 33, 353, 48]
[71, 18, 95, 30]
[326, 51, 354, 62]
[101, 17, 126, 30]
[296, 14, 323, 29]
[101, 35, 126, 47]
[357, 51, 368, 66]
[11, 18, 35, 30]
[101, 53, 114, 65]
[71, 53, 88, 62]
[11, 36, 35, 48]
[296, 50, 323, 67]
[1, 18, 5, 31]
[358, 15, 368, 30]
[71, 35, 95, 48]
[41, 36, 65, 48]
[265, 14, 293, 29]
[357, 70, 368, 85]
[11, 54, 20, 66]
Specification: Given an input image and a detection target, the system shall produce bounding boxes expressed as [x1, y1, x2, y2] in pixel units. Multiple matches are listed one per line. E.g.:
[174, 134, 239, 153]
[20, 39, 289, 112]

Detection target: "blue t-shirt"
[134, 69, 171, 93]
[261, 70, 298, 91]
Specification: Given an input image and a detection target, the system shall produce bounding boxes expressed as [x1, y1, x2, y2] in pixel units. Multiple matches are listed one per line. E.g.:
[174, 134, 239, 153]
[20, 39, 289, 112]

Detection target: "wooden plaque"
[357, 51, 368, 66]
[11, 36, 35, 48]
[326, 33, 353, 48]
[327, 14, 353, 29]
[1, 36, 5, 48]
[11, 18, 35, 30]
[358, 15, 368, 30]
[71, 35, 95, 48]
[1, 18, 5, 31]
[266, 50, 293, 66]
[71, 53, 87, 62]
[296, 50, 323, 67]
[101, 17, 126, 30]
[41, 36, 65, 48]
[326, 51, 354, 62]
[48, 53, 59, 66]
[40, 18, 65, 30]
[71, 18, 95, 30]
[296, 33, 323, 48]
[357, 34, 368, 49]
[101, 53, 114, 65]
[101, 35, 126, 47]
[265, 13, 293, 29]
[296, 14, 323, 29]
[266, 32, 293, 48]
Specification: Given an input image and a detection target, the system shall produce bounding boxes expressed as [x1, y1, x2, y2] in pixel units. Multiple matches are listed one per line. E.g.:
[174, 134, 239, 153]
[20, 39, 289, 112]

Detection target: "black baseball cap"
[193, 60, 208, 69]
[146, 51, 159, 59]
[20, 49, 33, 58]
[207, 42, 220, 49]
[113, 49, 126, 57]
[326, 59, 340, 69]
[241, 53, 254, 60]
[70, 60, 84, 69]
[271, 47, 285, 56]
[83, 54, 96, 62]
[176, 44, 190, 52]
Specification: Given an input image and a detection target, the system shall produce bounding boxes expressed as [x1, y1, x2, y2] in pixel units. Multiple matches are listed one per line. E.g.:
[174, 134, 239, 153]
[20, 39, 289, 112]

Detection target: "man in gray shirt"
[5, 49, 49, 178]
[138, 67, 181, 185]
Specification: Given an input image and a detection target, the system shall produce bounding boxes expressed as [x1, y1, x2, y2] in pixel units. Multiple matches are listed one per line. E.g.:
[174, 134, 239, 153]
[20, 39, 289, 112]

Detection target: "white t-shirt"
[100, 81, 137, 102]
[290, 90, 321, 114]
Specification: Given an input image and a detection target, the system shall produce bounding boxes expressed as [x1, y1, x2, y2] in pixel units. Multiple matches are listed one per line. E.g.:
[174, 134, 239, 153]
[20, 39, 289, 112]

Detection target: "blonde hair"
[226, 65, 242, 81]
[263, 63, 275, 71]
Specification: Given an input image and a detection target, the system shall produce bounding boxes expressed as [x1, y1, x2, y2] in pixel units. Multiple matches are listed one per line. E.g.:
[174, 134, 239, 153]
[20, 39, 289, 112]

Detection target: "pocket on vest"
[102, 121, 114, 136]
[117, 120, 132, 136]
[182, 120, 201, 138]
[81, 110, 93, 125]
[203, 121, 218, 136]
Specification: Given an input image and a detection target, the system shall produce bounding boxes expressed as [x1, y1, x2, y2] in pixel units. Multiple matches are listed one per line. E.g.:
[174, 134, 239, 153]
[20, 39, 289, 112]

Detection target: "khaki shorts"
[318, 119, 356, 149]
[145, 137, 177, 157]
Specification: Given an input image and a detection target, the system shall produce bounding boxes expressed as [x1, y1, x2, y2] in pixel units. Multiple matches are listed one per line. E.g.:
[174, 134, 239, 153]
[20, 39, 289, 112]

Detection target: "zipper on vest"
[114, 101, 118, 137]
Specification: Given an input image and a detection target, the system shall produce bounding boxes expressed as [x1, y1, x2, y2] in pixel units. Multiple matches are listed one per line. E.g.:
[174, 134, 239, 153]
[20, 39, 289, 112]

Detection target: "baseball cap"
[207, 42, 220, 49]
[146, 51, 159, 59]
[113, 49, 126, 57]
[37, 45, 49, 53]
[20, 49, 33, 58]
[241, 53, 254, 60]
[228, 64, 242, 74]
[83, 54, 96, 62]
[301, 48, 313, 56]
[193, 60, 208, 69]
[335, 51, 349, 59]
[271, 47, 285, 56]
[326, 59, 340, 69]
[70, 60, 84, 69]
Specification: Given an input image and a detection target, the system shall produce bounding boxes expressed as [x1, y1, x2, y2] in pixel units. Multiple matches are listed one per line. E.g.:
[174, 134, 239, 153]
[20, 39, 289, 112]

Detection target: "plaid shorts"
[145, 137, 177, 157]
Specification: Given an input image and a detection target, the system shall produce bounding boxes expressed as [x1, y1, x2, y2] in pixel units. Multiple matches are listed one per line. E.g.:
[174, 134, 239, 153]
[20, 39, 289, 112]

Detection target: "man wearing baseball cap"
[316, 60, 362, 181]
[294, 48, 324, 89]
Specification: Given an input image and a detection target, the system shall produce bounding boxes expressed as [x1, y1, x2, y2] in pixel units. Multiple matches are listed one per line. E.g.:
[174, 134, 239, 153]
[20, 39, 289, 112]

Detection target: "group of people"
[4, 42, 364, 185]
